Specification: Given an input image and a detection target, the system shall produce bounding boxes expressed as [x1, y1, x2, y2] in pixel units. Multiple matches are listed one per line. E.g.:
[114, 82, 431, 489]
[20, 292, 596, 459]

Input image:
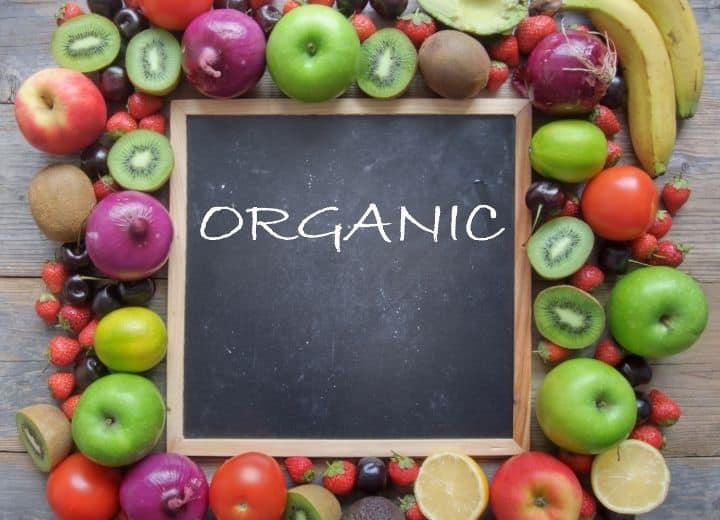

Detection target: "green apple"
[608, 266, 708, 357]
[266, 5, 360, 102]
[72, 373, 165, 467]
[536, 358, 636, 454]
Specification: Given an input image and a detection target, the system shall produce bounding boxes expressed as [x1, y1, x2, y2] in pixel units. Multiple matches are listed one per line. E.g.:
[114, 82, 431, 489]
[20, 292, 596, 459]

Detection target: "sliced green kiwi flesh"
[108, 129, 174, 192]
[283, 485, 341, 520]
[126, 28, 182, 96]
[534, 285, 606, 349]
[16, 404, 73, 472]
[51, 14, 121, 73]
[357, 28, 418, 99]
[527, 216, 594, 280]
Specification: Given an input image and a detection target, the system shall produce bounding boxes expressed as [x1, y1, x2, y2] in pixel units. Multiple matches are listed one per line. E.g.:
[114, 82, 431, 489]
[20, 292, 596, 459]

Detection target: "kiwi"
[343, 497, 404, 520]
[534, 285, 606, 349]
[16, 404, 73, 472]
[284, 485, 341, 520]
[28, 164, 96, 243]
[126, 28, 182, 96]
[418, 30, 490, 99]
[51, 14, 121, 73]
[527, 217, 594, 280]
[357, 28, 418, 99]
[108, 130, 174, 191]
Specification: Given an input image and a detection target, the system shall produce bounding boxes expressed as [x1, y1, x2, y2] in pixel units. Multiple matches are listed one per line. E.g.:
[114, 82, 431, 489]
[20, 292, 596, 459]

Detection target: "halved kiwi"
[534, 285, 606, 349]
[51, 14, 121, 72]
[357, 28, 418, 99]
[283, 485, 341, 520]
[16, 404, 73, 472]
[527, 217, 594, 280]
[126, 28, 182, 96]
[108, 129, 174, 192]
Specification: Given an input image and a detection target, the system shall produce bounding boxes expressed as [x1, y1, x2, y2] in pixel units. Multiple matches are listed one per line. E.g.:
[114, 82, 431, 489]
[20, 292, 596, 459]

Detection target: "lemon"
[414, 452, 489, 520]
[95, 307, 167, 373]
[591, 439, 671, 515]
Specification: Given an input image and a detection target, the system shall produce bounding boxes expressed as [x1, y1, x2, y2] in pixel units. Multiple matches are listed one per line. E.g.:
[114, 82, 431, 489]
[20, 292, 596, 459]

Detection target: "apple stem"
[198, 47, 222, 79]
[306, 42, 318, 57]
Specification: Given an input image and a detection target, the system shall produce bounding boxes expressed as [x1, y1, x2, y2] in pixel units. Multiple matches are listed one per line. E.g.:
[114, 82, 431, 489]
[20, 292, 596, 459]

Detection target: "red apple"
[490, 451, 583, 520]
[15, 68, 106, 155]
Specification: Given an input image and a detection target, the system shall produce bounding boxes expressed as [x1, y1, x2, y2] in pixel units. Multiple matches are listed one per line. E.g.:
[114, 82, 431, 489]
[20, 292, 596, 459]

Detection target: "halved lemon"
[414, 452, 489, 520]
[591, 439, 671, 515]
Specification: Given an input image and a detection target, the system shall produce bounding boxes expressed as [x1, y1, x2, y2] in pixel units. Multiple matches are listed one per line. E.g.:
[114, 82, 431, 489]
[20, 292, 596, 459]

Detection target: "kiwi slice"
[126, 28, 182, 96]
[16, 404, 73, 472]
[283, 485, 341, 520]
[51, 14, 121, 73]
[527, 217, 594, 280]
[534, 285, 606, 349]
[108, 129, 174, 191]
[357, 28, 418, 99]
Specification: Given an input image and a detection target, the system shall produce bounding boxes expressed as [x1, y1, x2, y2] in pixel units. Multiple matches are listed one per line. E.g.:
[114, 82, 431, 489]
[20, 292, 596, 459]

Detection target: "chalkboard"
[167, 99, 532, 457]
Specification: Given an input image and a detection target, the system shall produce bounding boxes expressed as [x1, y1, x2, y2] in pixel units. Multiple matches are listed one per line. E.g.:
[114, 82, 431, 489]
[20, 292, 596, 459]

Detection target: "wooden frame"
[167, 98, 532, 457]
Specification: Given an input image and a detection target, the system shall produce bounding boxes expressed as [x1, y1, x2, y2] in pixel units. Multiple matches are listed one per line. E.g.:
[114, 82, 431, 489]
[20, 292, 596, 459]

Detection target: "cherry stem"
[198, 47, 222, 78]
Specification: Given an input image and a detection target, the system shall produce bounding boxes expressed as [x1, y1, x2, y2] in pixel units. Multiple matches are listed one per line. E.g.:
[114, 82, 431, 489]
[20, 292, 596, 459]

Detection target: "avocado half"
[417, 0, 529, 35]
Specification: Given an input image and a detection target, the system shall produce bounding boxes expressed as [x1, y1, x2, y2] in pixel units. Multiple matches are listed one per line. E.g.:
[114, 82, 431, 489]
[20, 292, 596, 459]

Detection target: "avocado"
[342, 497, 404, 520]
[417, 0, 528, 36]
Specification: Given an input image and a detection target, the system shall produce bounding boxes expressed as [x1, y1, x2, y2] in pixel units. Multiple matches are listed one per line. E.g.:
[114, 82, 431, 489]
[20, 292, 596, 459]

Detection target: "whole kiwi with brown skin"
[419, 30, 491, 99]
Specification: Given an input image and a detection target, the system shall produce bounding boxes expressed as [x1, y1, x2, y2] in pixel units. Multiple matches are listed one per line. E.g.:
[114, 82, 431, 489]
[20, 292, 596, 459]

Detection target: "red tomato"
[308, 0, 336, 5]
[210, 452, 287, 520]
[140, 0, 213, 30]
[46, 453, 122, 520]
[581, 165, 658, 241]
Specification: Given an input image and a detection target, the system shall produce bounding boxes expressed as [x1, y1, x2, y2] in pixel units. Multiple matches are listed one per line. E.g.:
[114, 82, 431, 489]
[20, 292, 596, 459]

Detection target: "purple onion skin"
[523, 30, 615, 115]
[120, 453, 209, 520]
[85, 191, 173, 282]
[182, 9, 266, 98]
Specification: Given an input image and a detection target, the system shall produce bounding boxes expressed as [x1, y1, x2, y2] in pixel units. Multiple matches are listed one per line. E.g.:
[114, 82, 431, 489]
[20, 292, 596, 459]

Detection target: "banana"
[634, 0, 704, 118]
[561, 0, 676, 177]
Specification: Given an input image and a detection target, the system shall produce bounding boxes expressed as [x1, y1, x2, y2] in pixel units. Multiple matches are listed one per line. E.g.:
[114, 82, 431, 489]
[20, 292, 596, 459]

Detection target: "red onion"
[120, 453, 209, 520]
[85, 191, 173, 281]
[182, 9, 266, 98]
[515, 29, 616, 115]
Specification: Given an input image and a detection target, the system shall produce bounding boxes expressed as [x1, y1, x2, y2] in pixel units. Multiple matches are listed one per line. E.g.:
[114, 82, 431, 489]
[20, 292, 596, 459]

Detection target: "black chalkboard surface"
[167, 99, 532, 457]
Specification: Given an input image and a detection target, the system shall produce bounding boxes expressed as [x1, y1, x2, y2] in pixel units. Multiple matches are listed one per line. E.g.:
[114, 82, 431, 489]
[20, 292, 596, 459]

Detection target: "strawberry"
[630, 423, 665, 450]
[649, 389, 682, 427]
[350, 13, 377, 43]
[322, 460, 357, 496]
[650, 240, 687, 268]
[308, 0, 335, 5]
[127, 92, 164, 120]
[139, 113, 167, 134]
[48, 372, 75, 400]
[589, 105, 620, 137]
[557, 450, 594, 475]
[93, 175, 120, 201]
[605, 140, 623, 167]
[61, 394, 82, 420]
[125, 0, 142, 7]
[559, 196, 580, 217]
[388, 452, 419, 487]
[399, 494, 426, 520]
[106, 111, 138, 135]
[41, 261, 68, 294]
[488, 35, 520, 68]
[662, 175, 691, 215]
[36, 293, 61, 325]
[630, 232, 658, 261]
[579, 488, 597, 520]
[594, 338, 623, 367]
[48, 336, 82, 366]
[647, 210, 673, 239]
[516, 15, 556, 55]
[570, 264, 604, 293]
[537, 339, 572, 364]
[486, 61, 509, 93]
[285, 457, 315, 484]
[283, 0, 301, 12]
[78, 319, 98, 349]
[56, 2, 84, 25]
[58, 304, 92, 334]
[395, 10, 437, 50]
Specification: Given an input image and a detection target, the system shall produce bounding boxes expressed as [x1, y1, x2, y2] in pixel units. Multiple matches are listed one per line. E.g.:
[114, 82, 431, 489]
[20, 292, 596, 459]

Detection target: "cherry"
[63, 274, 93, 306]
[337, 0, 370, 15]
[618, 355, 653, 387]
[92, 284, 123, 317]
[254, 5, 282, 36]
[81, 141, 110, 178]
[635, 390, 652, 424]
[61, 242, 91, 273]
[118, 278, 156, 306]
[113, 8, 149, 40]
[99, 65, 132, 102]
[525, 181, 566, 232]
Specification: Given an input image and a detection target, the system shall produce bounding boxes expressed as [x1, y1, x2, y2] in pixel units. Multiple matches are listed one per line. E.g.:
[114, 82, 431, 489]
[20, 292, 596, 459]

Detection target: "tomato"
[581, 165, 658, 241]
[209, 452, 287, 520]
[46, 453, 122, 520]
[140, 0, 213, 31]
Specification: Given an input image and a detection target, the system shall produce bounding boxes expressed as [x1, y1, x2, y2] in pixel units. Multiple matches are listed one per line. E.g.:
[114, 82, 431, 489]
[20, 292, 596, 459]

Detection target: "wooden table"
[1, 1, 718, 517]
